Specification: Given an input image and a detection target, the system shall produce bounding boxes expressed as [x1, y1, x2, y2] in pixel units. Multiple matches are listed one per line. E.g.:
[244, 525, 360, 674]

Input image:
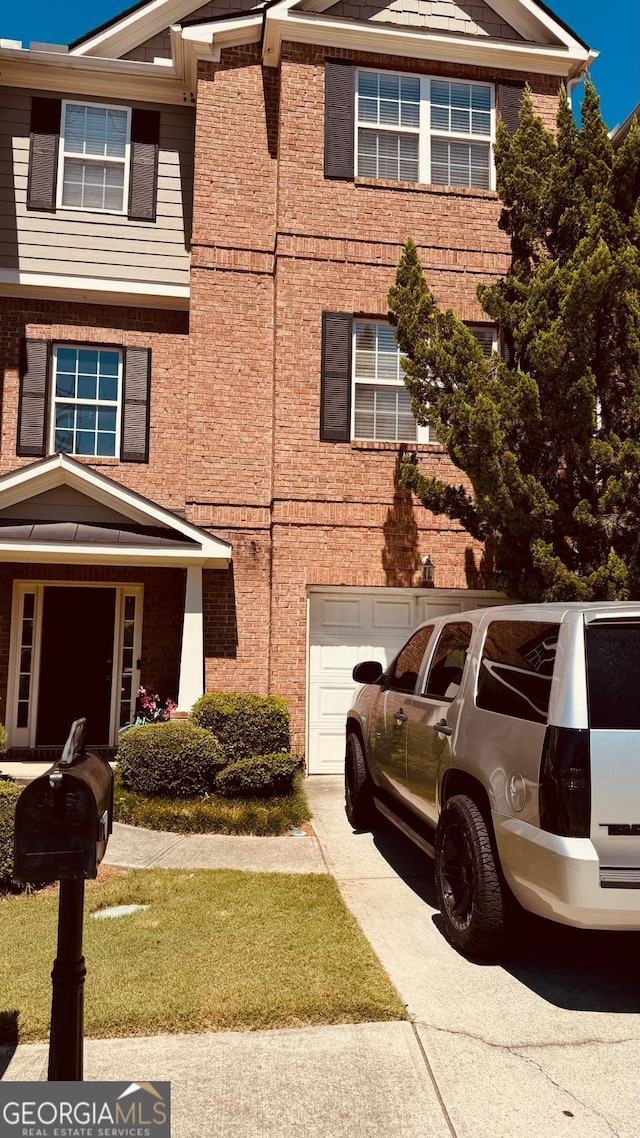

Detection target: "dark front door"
[36, 586, 116, 747]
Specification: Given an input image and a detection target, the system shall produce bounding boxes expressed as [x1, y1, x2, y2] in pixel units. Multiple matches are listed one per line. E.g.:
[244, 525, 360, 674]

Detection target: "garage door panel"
[307, 588, 505, 774]
[372, 598, 415, 629]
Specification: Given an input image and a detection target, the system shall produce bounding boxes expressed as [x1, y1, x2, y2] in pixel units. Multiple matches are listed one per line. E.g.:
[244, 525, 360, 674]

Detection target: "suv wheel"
[345, 733, 376, 830]
[434, 794, 505, 958]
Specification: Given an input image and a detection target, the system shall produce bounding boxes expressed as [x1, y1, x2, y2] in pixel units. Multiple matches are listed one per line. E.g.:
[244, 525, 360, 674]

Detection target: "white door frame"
[6, 580, 143, 749]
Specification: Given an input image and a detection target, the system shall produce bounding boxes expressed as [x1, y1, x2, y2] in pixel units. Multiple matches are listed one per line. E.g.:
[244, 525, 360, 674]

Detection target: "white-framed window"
[57, 100, 131, 213]
[352, 321, 497, 443]
[51, 345, 122, 458]
[356, 70, 495, 190]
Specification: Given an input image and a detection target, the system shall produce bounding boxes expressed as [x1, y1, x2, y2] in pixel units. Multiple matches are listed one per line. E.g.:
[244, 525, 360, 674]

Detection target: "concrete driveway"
[306, 776, 640, 1138]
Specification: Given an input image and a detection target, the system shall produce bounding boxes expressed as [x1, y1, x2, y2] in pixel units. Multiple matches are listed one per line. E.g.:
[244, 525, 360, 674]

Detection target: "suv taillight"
[539, 726, 591, 837]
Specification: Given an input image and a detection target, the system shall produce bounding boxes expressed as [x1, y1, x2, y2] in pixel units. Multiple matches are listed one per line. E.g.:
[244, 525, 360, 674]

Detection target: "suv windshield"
[586, 621, 640, 730]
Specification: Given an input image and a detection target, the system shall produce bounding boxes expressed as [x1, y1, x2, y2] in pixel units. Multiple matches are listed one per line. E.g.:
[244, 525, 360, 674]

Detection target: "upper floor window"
[58, 101, 131, 214]
[51, 346, 122, 458]
[351, 320, 496, 444]
[356, 70, 494, 190]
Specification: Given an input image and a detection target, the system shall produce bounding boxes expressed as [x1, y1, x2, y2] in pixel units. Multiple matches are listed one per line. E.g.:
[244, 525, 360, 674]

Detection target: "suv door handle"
[435, 720, 452, 736]
[394, 710, 408, 725]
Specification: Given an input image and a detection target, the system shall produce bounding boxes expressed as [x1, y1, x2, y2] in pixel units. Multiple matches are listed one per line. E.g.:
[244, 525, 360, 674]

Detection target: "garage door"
[307, 587, 504, 774]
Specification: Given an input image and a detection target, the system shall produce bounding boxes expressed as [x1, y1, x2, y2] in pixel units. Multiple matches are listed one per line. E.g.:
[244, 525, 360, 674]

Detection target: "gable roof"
[0, 454, 231, 567]
[68, 0, 590, 62]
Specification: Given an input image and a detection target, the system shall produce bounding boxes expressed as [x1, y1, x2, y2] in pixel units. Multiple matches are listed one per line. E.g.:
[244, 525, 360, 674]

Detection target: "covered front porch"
[0, 454, 231, 755]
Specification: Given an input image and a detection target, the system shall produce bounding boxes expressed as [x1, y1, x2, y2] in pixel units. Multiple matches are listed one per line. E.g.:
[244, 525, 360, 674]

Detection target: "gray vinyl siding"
[124, 0, 263, 62]
[324, 0, 524, 39]
[0, 88, 193, 288]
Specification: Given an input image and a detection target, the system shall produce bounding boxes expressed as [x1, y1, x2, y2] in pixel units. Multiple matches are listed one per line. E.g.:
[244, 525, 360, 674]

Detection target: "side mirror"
[353, 660, 384, 685]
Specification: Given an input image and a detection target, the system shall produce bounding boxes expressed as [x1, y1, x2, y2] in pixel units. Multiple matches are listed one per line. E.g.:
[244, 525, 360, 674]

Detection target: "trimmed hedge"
[113, 773, 311, 836]
[216, 753, 299, 800]
[0, 780, 20, 883]
[191, 693, 290, 762]
[117, 721, 227, 799]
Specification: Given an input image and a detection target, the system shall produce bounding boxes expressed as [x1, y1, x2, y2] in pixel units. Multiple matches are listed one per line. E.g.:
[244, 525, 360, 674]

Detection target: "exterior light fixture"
[421, 554, 435, 587]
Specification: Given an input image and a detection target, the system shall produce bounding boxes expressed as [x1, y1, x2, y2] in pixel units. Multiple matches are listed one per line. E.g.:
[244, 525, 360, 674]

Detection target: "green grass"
[0, 869, 406, 1043]
[113, 771, 311, 835]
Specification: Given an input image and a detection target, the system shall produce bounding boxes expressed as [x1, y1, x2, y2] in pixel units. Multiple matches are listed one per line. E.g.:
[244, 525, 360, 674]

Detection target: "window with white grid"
[58, 101, 130, 213]
[352, 322, 496, 443]
[352, 321, 435, 443]
[51, 346, 122, 458]
[356, 70, 494, 190]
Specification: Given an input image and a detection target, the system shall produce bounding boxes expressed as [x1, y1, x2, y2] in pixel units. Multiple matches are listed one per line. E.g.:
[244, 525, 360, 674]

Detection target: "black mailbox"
[14, 719, 114, 883]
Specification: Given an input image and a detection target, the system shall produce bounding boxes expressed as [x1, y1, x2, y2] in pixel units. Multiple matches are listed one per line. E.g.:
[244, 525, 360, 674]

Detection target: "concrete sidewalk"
[1, 1022, 451, 1138]
[104, 820, 328, 874]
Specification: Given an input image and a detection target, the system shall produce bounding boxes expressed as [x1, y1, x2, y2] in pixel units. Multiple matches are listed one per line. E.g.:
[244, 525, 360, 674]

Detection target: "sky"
[1, 0, 639, 131]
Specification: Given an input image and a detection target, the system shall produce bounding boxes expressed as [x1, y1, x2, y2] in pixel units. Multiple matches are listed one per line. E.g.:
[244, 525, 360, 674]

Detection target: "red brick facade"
[186, 43, 562, 737]
[0, 34, 564, 750]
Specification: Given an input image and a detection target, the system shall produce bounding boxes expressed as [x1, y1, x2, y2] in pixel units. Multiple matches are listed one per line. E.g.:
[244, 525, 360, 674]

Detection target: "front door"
[36, 586, 116, 747]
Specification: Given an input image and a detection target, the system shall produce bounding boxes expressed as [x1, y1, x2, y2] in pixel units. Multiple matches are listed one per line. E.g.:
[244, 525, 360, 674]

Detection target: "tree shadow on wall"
[382, 448, 422, 586]
[464, 544, 497, 591]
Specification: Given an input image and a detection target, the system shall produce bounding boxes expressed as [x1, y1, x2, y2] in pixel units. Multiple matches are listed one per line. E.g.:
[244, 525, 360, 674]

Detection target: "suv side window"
[387, 625, 435, 695]
[423, 622, 473, 702]
[476, 620, 559, 724]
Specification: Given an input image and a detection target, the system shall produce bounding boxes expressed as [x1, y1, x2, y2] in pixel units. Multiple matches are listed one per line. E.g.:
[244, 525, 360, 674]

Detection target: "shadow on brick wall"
[382, 449, 422, 586]
[464, 544, 497, 590]
[204, 566, 239, 658]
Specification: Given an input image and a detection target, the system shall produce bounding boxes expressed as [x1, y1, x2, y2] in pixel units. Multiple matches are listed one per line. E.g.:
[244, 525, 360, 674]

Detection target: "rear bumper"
[493, 814, 640, 930]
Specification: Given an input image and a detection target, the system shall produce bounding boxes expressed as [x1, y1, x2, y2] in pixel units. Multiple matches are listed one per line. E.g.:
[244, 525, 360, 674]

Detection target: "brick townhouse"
[0, 0, 593, 770]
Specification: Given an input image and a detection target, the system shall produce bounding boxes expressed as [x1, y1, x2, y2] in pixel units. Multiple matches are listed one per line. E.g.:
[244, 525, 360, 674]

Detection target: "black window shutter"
[324, 61, 355, 179]
[128, 109, 160, 222]
[497, 83, 526, 136]
[320, 312, 352, 442]
[27, 97, 61, 211]
[17, 339, 49, 457]
[121, 347, 151, 462]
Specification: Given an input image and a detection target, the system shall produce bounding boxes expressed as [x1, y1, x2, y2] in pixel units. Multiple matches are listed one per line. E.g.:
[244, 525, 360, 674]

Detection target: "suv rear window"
[476, 620, 559, 724]
[586, 622, 640, 729]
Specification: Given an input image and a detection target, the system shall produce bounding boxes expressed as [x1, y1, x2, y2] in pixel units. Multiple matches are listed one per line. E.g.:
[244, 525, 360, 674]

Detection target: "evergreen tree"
[388, 80, 640, 601]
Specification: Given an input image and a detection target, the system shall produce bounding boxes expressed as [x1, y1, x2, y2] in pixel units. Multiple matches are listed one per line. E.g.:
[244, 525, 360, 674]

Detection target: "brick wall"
[0, 297, 189, 511]
[187, 43, 560, 743]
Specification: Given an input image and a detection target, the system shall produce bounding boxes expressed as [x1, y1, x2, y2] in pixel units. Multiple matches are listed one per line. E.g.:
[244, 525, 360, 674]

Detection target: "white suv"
[345, 602, 640, 958]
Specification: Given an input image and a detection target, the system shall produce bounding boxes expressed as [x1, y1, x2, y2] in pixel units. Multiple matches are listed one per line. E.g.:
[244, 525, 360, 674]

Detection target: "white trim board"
[0, 270, 190, 312]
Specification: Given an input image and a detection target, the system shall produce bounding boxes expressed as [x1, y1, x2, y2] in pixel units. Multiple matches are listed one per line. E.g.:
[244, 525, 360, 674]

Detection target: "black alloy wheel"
[345, 732, 376, 830]
[434, 794, 506, 958]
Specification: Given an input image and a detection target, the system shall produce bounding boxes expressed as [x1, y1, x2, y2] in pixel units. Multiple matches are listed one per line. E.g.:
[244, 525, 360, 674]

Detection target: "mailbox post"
[14, 719, 114, 1081]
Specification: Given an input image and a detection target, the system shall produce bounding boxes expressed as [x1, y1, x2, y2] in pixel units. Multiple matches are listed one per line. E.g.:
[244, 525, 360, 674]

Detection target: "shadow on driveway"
[367, 817, 640, 1015]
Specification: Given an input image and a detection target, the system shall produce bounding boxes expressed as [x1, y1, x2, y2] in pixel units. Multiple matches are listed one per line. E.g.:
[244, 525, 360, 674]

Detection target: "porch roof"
[0, 455, 232, 567]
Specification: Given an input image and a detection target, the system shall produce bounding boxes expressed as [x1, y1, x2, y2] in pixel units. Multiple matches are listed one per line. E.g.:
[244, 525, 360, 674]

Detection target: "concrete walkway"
[104, 820, 328, 874]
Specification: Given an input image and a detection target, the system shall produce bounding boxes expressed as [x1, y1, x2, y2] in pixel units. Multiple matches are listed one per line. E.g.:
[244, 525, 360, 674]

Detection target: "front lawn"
[113, 771, 311, 835]
[0, 868, 406, 1043]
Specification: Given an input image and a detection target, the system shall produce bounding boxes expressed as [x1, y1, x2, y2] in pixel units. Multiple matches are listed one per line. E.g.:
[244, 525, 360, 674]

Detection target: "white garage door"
[307, 587, 504, 774]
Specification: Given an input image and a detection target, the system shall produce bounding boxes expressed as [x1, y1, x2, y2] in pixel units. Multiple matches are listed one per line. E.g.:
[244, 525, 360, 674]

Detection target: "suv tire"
[434, 794, 505, 958]
[345, 732, 376, 830]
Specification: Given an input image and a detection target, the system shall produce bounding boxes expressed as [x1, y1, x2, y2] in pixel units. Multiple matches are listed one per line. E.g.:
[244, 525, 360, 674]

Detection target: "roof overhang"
[177, 2, 594, 79]
[259, 0, 594, 73]
[0, 454, 231, 568]
[0, 40, 194, 105]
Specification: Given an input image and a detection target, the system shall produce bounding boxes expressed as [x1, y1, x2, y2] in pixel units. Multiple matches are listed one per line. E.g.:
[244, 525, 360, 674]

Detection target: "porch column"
[177, 565, 204, 712]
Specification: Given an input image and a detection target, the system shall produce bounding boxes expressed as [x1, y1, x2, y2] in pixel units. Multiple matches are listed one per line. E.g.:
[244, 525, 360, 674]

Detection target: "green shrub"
[216, 753, 299, 799]
[0, 780, 20, 883]
[113, 772, 311, 836]
[191, 693, 290, 762]
[0, 724, 7, 756]
[117, 721, 226, 799]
